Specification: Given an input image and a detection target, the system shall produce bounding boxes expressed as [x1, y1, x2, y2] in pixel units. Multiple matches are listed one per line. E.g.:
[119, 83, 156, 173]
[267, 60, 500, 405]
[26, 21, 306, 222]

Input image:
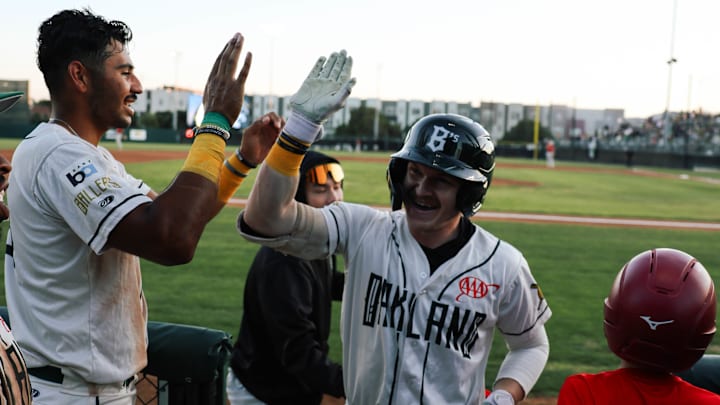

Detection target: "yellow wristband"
[217, 153, 253, 204]
[227, 150, 255, 172]
[217, 167, 246, 204]
[180, 134, 226, 183]
[265, 142, 306, 177]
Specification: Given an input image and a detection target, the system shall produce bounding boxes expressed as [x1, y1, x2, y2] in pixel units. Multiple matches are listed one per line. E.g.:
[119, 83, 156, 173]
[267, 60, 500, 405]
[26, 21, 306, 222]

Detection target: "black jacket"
[230, 246, 345, 404]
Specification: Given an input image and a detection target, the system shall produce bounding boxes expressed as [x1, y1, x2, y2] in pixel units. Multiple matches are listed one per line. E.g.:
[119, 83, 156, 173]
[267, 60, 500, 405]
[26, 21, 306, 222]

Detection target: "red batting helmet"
[604, 248, 716, 372]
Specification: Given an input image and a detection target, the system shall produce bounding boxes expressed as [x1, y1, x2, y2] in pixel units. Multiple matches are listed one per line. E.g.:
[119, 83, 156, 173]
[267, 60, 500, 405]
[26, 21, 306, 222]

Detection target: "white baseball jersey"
[241, 202, 551, 404]
[4, 123, 152, 384]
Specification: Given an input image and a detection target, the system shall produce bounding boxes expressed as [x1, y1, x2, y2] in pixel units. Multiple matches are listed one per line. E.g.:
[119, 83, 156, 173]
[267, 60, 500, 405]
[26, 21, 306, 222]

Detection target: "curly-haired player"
[4, 9, 279, 405]
[238, 49, 551, 404]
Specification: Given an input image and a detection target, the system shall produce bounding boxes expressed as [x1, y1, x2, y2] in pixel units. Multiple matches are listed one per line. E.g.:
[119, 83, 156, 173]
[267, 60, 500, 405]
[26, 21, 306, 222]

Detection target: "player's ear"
[67, 60, 91, 93]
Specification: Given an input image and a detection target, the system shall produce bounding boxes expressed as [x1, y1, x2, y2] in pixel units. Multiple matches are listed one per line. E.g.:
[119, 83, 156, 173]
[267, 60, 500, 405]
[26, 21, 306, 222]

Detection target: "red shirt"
[558, 368, 720, 404]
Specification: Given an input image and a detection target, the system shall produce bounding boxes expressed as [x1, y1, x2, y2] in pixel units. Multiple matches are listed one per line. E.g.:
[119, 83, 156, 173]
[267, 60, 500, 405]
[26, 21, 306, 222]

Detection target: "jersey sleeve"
[323, 202, 387, 259]
[495, 251, 552, 337]
[34, 143, 152, 254]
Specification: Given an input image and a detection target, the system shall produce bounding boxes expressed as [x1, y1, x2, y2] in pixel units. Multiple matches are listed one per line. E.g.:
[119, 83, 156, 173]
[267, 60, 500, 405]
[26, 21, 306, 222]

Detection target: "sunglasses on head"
[306, 163, 344, 185]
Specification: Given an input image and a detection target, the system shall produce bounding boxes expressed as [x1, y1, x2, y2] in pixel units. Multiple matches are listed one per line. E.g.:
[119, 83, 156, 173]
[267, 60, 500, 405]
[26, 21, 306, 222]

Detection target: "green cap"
[0, 91, 23, 113]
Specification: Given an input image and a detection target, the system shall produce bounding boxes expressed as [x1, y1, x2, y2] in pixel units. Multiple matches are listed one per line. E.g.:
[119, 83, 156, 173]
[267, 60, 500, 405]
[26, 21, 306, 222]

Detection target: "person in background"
[5, 9, 280, 404]
[558, 248, 720, 404]
[544, 138, 556, 168]
[227, 151, 346, 405]
[0, 91, 33, 404]
[114, 127, 123, 150]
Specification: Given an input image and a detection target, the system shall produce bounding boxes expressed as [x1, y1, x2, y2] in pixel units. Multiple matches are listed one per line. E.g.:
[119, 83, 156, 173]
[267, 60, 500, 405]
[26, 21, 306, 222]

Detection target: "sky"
[2, 0, 719, 118]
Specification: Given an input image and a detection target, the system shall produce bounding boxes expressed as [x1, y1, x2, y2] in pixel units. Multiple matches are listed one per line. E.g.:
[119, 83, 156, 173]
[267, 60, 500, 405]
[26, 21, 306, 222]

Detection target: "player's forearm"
[244, 163, 300, 236]
[108, 172, 217, 265]
[494, 326, 550, 400]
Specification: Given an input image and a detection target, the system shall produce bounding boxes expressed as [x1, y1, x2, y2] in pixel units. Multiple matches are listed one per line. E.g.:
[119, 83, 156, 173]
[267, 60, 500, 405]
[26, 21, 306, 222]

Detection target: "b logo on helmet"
[426, 125, 459, 152]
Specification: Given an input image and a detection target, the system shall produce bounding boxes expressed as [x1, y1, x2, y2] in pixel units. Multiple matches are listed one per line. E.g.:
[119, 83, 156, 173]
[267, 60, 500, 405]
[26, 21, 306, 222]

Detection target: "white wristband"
[283, 111, 322, 144]
[483, 389, 514, 405]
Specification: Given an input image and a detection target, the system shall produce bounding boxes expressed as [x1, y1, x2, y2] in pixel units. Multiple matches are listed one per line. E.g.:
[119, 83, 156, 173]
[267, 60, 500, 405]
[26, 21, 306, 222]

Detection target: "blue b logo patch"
[65, 161, 98, 187]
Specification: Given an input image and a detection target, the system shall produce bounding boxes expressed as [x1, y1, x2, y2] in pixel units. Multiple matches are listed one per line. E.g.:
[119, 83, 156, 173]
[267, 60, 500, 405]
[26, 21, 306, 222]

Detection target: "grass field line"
[227, 198, 720, 231]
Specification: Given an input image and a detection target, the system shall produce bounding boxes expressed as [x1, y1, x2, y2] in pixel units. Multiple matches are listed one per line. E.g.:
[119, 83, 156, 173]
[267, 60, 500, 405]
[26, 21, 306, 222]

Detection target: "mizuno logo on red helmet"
[640, 316, 674, 330]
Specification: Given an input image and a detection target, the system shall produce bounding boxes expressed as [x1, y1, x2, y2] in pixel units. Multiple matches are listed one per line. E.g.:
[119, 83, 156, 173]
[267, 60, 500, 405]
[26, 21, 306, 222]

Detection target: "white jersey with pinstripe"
[4, 123, 152, 384]
[245, 201, 551, 404]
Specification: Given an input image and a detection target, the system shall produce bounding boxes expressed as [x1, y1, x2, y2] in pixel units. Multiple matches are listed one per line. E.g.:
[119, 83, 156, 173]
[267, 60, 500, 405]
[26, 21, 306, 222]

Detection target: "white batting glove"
[482, 389, 515, 405]
[284, 50, 356, 144]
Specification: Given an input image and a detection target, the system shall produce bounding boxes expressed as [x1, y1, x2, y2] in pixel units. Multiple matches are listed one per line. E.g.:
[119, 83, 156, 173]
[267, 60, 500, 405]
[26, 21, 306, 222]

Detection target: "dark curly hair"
[37, 8, 133, 95]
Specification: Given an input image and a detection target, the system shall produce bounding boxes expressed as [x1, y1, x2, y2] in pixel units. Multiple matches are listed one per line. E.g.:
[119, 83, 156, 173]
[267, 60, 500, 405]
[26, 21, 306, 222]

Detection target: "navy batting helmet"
[387, 113, 495, 217]
[604, 248, 716, 372]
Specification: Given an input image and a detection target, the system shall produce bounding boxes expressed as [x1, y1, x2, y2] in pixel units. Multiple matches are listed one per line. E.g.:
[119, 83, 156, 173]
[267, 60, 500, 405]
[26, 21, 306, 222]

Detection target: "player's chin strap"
[482, 389, 514, 405]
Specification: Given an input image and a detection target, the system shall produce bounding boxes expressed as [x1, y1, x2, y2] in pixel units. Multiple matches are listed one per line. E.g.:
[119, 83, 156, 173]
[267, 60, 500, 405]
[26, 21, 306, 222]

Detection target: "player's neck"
[409, 217, 462, 249]
[49, 113, 103, 146]
[51, 99, 104, 146]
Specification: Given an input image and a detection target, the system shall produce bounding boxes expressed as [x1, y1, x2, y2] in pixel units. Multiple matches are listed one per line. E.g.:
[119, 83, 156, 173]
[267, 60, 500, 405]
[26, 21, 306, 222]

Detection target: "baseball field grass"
[0, 141, 718, 399]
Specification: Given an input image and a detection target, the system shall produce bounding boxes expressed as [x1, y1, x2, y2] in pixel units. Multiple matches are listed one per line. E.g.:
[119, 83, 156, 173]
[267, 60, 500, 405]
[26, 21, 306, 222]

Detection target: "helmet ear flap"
[387, 158, 407, 211]
[457, 172, 493, 217]
[457, 183, 486, 217]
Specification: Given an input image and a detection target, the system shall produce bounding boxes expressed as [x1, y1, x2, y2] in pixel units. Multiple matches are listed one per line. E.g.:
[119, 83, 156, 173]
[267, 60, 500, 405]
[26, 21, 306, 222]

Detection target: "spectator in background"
[227, 151, 346, 405]
[558, 248, 719, 404]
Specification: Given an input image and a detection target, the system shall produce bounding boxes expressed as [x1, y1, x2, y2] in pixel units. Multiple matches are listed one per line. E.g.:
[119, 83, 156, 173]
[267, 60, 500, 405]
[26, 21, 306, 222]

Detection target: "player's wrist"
[201, 111, 231, 131]
[483, 389, 514, 405]
[181, 134, 226, 183]
[217, 149, 256, 204]
[283, 111, 322, 144]
[264, 132, 309, 177]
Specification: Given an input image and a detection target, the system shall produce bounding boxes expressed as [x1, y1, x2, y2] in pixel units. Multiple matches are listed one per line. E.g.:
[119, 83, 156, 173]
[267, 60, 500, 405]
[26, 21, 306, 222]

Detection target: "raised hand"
[290, 50, 356, 124]
[202, 33, 252, 125]
[239, 112, 284, 166]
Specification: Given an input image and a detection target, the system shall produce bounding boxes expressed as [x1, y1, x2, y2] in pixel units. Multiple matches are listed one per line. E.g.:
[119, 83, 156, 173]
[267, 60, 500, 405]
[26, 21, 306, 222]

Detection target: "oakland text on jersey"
[64, 159, 122, 215]
[363, 272, 490, 359]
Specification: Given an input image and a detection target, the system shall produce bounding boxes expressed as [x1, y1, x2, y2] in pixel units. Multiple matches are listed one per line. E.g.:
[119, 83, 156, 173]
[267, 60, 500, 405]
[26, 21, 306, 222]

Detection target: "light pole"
[663, 0, 678, 139]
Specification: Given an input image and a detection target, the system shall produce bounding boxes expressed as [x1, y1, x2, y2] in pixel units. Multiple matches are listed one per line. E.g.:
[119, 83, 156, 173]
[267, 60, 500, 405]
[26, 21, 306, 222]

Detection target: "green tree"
[335, 105, 402, 139]
[139, 112, 159, 128]
[503, 119, 553, 143]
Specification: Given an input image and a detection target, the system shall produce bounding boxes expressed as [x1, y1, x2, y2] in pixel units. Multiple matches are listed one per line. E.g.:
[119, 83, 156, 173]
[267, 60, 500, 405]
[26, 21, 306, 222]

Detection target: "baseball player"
[238, 50, 551, 404]
[558, 248, 719, 404]
[227, 151, 346, 405]
[4, 9, 279, 405]
[0, 91, 33, 404]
